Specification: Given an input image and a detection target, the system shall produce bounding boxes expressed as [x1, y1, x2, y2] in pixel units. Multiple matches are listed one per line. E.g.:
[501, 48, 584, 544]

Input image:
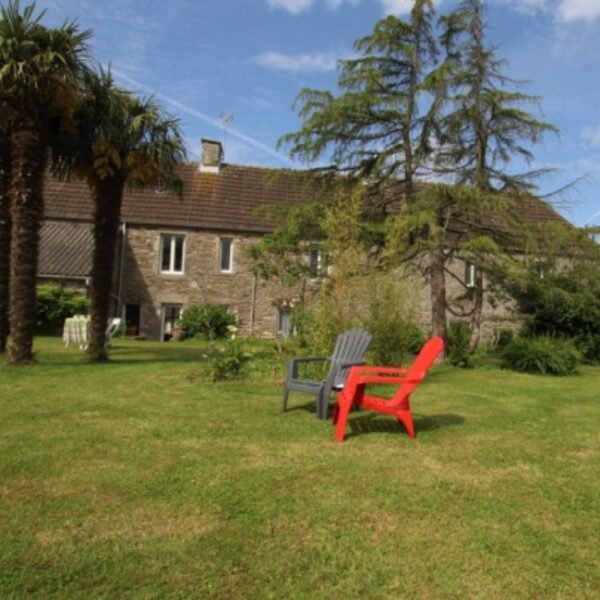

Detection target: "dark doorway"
[125, 303, 141, 336]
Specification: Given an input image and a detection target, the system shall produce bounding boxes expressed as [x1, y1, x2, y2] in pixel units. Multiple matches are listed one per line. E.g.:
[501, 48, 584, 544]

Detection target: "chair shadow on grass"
[284, 400, 464, 439]
[345, 411, 465, 440]
[285, 400, 319, 415]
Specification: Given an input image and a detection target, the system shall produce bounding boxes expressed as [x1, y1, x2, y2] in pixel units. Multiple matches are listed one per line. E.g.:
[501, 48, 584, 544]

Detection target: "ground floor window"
[162, 304, 182, 341]
[278, 310, 293, 338]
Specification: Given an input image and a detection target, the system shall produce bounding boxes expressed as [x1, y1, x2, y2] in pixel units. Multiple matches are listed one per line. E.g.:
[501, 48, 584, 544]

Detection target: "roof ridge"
[179, 160, 304, 173]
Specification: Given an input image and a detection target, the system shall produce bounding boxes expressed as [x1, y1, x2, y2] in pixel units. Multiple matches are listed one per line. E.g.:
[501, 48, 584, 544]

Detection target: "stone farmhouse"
[39, 139, 569, 342]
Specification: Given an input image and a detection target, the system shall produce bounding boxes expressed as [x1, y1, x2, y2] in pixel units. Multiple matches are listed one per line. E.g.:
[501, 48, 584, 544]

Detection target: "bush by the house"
[368, 318, 424, 366]
[179, 304, 236, 340]
[576, 334, 600, 364]
[447, 321, 473, 368]
[489, 328, 514, 351]
[212, 339, 250, 381]
[502, 335, 580, 376]
[35, 285, 88, 333]
[365, 275, 424, 366]
[508, 263, 600, 362]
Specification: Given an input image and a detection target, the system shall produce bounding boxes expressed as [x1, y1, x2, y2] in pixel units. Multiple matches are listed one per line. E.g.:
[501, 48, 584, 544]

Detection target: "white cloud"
[557, 0, 600, 22]
[582, 125, 600, 148]
[326, 0, 361, 8]
[267, 0, 359, 13]
[493, 0, 550, 15]
[378, 0, 415, 14]
[254, 51, 340, 72]
[267, 0, 314, 14]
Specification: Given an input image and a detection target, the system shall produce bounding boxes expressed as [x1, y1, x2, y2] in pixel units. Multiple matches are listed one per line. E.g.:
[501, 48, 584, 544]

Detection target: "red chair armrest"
[356, 375, 422, 385]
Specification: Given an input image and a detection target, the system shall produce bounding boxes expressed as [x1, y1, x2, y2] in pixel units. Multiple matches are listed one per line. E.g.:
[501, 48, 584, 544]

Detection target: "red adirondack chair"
[332, 337, 444, 442]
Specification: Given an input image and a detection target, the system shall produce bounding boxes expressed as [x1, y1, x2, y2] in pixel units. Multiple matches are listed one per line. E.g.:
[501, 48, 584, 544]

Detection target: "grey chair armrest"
[328, 360, 367, 391]
[338, 360, 367, 370]
[288, 356, 329, 379]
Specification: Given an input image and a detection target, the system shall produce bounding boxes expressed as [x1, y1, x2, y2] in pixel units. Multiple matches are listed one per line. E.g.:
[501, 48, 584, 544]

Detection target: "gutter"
[116, 222, 127, 318]
[250, 273, 257, 335]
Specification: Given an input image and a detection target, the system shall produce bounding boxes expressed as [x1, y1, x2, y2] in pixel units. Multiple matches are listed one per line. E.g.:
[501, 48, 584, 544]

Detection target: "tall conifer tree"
[280, 1, 439, 202]
[280, 2, 453, 345]
[436, 0, 557, 347]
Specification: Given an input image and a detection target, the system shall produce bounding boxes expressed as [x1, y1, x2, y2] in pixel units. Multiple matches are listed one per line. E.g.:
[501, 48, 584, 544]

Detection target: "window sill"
[160, 271, 185, 278]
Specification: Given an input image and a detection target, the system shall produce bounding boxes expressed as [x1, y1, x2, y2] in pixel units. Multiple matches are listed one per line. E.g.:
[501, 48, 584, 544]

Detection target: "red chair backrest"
[406, 337, 444, 381]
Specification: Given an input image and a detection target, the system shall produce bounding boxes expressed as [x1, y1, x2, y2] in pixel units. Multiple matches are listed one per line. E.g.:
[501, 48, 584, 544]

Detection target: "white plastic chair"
[105, 318, 122, 348]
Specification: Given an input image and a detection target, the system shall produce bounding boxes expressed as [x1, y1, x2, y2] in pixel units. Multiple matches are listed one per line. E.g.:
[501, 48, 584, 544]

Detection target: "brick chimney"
[200, 139, 223, 173]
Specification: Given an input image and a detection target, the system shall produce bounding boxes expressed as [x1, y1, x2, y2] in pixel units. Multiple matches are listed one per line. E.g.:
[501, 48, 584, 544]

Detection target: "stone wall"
[120, 225, 520, 343]
[120, 226, 304, 340]
[416, 255, 519, 342]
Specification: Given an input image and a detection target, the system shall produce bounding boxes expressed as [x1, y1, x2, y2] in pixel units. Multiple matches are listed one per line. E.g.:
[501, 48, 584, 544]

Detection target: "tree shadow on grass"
[38, 343, 210, 367]
[345, 412, 465, 440]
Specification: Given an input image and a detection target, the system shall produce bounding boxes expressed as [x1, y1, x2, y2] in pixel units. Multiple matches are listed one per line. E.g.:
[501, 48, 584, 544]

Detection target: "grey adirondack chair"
[282, 327, 372, 420]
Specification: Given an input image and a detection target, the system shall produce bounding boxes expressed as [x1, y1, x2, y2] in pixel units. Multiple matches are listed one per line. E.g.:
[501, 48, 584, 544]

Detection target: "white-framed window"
[160, 234, 185, 274]
[537, 264, 545, 280]
[465, 262, 476, 288]
[306, 248, 322, 278]
[219, 237, 233, 273]
[278, 310, 293, 338]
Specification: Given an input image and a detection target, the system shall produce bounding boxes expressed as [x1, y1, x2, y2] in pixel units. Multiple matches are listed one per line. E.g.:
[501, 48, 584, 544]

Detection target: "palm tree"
[0, 123, 10, 354]
[56, 69, 186, 361]
[0, 1, 90, 364]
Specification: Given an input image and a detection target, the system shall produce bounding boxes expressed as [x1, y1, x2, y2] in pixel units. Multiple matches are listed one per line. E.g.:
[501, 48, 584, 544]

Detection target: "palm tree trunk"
[8, 121, 47, 365]
[88, 176, 124, 362]
[0, 131, 11, 354]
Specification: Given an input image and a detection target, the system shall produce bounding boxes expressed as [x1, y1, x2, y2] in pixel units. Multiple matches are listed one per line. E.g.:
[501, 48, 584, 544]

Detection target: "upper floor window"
[220, 238, 233, 273]
[161, 234, 185, 274]
[537, 264, 545, 280]
[465, 262, 476, 288]
[307, 248, 322, 278]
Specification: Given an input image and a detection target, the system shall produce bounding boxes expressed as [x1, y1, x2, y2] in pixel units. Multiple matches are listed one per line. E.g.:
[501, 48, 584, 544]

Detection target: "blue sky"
[39, 0, 600, 227]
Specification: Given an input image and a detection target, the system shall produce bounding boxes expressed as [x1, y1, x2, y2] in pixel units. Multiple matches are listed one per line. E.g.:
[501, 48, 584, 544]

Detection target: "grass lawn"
[0, 337, 598, 598]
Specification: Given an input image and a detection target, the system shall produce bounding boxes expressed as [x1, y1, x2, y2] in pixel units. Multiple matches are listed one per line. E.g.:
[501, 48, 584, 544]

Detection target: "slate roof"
[43, 161, 569, 234]
[44, 162, 323, 233]
[39, 220, 93, 278]
[40, 161, 573, 278]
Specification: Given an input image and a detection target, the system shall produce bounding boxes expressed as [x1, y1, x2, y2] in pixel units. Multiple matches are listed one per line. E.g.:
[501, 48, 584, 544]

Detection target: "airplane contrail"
[111, 68, 295, 167]
[583, 208, 600, 225]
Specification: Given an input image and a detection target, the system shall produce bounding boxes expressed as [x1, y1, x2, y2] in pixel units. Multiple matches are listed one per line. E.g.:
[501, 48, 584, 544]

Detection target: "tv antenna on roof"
[220, 112, 234, 159]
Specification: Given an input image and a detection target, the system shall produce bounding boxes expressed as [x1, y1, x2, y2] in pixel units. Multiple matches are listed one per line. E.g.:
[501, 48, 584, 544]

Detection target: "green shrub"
[576, 334, 600, 364]
[490, 328, 514, 351]
[508, 263, 600, 345]
[502, 336, 580, 376]
[368, 319, 424, 366]
[365, 274, 424, 366]
[179, 304, 236, 340]
[212, 340, 250, 381]
[35, 285, 88, 333]
[447, 322, 473, 368]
